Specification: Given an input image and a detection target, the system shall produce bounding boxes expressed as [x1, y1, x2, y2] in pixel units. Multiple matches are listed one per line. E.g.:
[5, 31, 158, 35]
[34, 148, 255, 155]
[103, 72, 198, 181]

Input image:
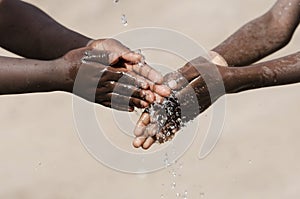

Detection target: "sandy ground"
[1, 0, 300, 198]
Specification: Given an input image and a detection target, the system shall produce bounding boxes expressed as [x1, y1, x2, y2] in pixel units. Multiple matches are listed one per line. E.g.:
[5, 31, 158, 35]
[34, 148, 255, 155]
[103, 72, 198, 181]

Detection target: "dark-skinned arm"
[212, 0, 300, 66]
[0, 0, 91, 60]
[133, 51, 300, 149]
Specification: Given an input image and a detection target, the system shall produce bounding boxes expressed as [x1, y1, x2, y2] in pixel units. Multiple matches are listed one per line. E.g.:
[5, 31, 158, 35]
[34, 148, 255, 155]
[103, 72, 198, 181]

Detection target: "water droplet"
[182, 190, 188, 199]
[172, 170, 177, 177]
[121, 14, 128, 26]
[134, 49, 146, 67]
[160, 194, 164, 198]
[176, 192, 181, 197]
[171, 182, 176, 189]
[164, 153, 171, 168]
[38, 162, 42, 166]
[179, 162, 183, 169]
[113, 0, 119, 3]
[288, 2, 292, 6]
[248, 160, 252, 164]
[134, 49, 142, 55]
[200, 192, 205, 198]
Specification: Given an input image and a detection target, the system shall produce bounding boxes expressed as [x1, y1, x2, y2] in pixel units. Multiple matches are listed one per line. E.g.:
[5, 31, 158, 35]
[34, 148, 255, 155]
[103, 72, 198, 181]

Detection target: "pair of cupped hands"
[60, 39, 229, 150]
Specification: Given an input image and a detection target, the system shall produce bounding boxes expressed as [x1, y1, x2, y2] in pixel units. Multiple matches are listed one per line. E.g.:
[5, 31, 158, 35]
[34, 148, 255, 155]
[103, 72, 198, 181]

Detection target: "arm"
[228, 51, 300, 93]
[133, 0, 300, 149]
[133, 51, 300, 149]
[0, 0, 91, 60]
[212, 0, 300, 66]
[0, 56, 69, 94]
[0, 46, 169, 111]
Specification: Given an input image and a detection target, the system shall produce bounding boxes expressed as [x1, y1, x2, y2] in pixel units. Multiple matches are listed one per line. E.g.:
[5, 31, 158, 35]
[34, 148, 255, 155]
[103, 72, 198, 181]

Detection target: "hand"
[59, 42, 170, 111]
[133, 57, 233, 149]
[87, 39, 168, 85]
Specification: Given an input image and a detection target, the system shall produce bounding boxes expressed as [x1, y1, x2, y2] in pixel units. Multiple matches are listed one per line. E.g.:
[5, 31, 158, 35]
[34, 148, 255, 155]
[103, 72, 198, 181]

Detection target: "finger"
[154, 93, 165, 103]
[101, 101, 134, 112]
[148, 81, 171, 97]
[134, 112, 150, 137]
[100, 68, 149, 89]
[98, 93, 149, 109]
[164, 71, 189, 90]
[123, 71, 149, 89]
[126, 62, 164, 84]
[142, 137, 156, 150]
[97, 82, 154, 103]
[121, 51, 143, 64]
[145, 123, 160, 137]
[133, 136, 147, 148]
[89, 39, 131, 65]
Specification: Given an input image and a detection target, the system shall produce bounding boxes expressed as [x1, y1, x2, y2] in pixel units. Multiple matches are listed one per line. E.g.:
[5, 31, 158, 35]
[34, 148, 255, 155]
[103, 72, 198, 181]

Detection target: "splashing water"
[145, 93, 184, 143]
[164, 153, 171, 168]
[183, 190, 188, 199]
[134, 49, 146, 67]
[171, 169, 177, 177]
[171, 182, 176, 189]
[121, 14, 128, 26]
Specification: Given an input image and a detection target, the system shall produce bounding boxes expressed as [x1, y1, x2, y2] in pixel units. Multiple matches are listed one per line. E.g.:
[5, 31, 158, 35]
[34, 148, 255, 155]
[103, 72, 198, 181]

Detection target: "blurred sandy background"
[0, 0, 300, 198]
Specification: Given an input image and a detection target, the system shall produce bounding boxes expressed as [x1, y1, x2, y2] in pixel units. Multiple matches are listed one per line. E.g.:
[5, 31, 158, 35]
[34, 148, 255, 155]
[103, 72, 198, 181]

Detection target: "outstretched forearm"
[0, 0, 91, 60]
[0, 56, 71, 94]
[212, 0, 300, 66]
[227, 51, 300, 93]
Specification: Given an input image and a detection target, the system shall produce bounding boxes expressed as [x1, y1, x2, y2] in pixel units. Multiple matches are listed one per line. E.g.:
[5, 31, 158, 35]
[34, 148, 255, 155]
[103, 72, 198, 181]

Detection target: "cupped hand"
[133, 57, 231, 149]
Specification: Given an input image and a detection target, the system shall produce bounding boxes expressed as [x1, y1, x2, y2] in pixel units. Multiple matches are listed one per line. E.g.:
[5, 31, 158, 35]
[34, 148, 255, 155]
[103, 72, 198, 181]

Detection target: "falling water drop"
[121, 14, 128, 26]
[179, 162, 183, 169]
[183, 190, 188, 199]
[164, 153, 171, 168]
[200, 192, 205, 198]
[160, 194, 164, 199]
[171, 182, 176, 189]
[172, 170, 177, 178]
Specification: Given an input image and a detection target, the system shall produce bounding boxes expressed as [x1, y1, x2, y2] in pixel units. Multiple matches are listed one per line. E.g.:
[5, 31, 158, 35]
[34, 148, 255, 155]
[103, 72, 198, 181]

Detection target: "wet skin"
[133, 0, 300, 149]
[0, 0, 171, 111]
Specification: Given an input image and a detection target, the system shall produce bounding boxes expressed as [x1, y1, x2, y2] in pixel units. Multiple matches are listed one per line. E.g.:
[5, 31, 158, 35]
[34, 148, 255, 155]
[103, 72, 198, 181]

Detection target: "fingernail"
[133, 138, 143, 148]
[140, 82, 148, 89]
[156, 85, 171, 97]
[154, 94, 164, 103]
[153, 74, 164, 84]
[146, 92, 155, 103]
[129, 107, 134, 112]
[140, 101, 149, 108]
[168, 80, 177, 89]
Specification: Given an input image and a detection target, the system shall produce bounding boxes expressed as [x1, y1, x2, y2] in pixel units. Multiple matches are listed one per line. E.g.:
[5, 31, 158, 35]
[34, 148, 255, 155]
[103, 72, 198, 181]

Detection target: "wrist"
[225, 66, 263, 93]
[50, 58, 75, 93]
[86, 39, 95, 47]
[209, 51, 228, 66]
